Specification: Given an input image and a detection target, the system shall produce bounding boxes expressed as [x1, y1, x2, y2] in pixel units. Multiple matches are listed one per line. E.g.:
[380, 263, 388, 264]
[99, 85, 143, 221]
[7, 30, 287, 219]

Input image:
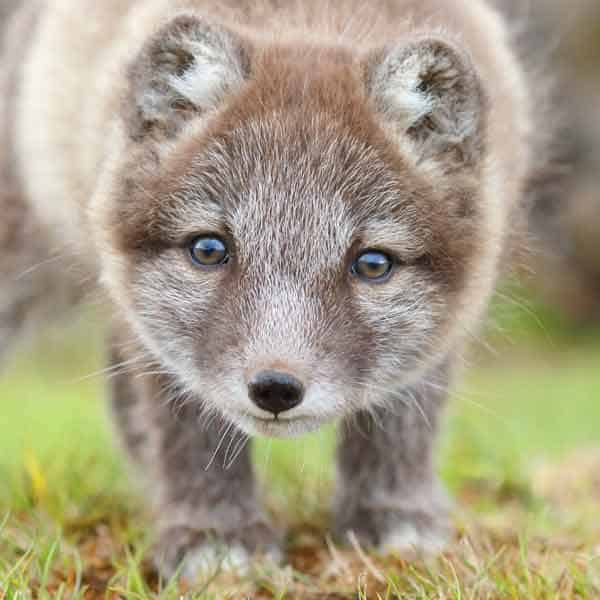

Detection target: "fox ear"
[364, 37, 487, 169]
[125, 14, 250, 140]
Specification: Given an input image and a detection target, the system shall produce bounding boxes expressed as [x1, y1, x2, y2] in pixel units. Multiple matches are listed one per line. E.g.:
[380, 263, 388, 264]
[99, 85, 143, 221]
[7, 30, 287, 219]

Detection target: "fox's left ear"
[364, 37, 487, 170]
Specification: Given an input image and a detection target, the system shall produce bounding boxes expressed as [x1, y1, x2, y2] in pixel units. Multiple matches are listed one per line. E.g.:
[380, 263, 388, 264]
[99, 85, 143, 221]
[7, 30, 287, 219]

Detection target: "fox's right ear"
[124, 14, 251, 140]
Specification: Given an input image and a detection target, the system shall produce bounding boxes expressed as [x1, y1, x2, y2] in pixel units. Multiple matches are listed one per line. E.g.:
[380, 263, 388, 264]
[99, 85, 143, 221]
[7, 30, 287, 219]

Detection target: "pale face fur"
[96, 19, 488, 439]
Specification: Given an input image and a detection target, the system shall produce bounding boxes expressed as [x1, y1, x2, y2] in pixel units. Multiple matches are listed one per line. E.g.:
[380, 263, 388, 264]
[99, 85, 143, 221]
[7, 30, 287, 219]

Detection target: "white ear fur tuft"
[377, 50, 436, 129]
[167, 41, 241, 111]
[126, 15, 249, 140]
[365, 37, 487, 168]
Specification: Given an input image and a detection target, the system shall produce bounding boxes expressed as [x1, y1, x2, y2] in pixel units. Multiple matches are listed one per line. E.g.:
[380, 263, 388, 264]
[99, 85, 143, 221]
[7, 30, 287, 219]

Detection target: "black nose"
[248, 370, 305, 416]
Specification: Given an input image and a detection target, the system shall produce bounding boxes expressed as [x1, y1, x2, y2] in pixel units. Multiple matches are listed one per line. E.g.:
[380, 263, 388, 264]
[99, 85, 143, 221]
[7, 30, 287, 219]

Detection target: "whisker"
[205, 421, 234, 471]
[225, 433, 249, 471]
[15, 255, 67, 281]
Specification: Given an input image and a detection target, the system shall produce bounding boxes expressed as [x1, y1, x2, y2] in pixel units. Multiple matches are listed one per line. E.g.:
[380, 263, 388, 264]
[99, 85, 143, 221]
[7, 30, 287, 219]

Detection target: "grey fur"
[109, 338, 280, 575]
[334, 362, 451, 552]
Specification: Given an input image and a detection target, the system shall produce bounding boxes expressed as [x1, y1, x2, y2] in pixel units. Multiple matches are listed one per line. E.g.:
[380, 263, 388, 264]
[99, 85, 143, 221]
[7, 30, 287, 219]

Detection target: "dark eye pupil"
[354, 251, 393, 281]
[190, 237, 228, 266]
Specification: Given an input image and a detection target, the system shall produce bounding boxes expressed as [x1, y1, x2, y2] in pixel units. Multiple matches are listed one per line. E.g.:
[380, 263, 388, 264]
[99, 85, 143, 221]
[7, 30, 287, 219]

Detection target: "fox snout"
[247, 370, 305, 416]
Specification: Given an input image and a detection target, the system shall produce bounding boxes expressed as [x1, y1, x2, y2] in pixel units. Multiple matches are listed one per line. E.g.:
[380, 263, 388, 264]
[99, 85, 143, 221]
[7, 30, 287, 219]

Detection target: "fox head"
[92, 13, 499, 437]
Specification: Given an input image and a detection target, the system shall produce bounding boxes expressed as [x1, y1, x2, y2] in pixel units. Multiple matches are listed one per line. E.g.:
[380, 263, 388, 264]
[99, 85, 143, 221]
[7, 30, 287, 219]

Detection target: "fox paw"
[335, 499, 451, 559]
[154, 523, 282, 581]
[377, 517, 450, 557]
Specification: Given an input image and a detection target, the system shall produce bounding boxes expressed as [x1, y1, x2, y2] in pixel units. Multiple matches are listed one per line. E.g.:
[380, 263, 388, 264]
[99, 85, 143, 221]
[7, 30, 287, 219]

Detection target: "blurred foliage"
[526, 0, 600, 324]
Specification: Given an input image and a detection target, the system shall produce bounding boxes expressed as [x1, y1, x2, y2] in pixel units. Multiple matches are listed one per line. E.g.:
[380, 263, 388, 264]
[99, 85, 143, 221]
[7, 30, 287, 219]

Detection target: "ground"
[1, 295, 600, 599]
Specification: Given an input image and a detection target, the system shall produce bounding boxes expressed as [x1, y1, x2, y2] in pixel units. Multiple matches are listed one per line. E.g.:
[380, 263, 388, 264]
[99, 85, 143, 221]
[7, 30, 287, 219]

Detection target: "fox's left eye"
[189, 236, 230, 267]
[352, 250, 394, 282]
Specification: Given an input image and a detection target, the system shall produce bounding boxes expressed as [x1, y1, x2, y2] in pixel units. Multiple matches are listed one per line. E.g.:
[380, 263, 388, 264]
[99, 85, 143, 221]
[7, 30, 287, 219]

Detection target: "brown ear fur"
[364, 37, 487, 170]
[124, 14, 251, 141]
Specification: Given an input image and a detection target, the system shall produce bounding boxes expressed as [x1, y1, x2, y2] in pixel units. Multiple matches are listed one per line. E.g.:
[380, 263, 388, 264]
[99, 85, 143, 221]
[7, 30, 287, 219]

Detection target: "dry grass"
[2, 452, 600, 599]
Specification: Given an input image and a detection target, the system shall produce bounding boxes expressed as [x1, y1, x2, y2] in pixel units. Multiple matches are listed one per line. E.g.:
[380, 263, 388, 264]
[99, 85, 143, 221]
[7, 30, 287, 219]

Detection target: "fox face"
[94, 14, 493, 437]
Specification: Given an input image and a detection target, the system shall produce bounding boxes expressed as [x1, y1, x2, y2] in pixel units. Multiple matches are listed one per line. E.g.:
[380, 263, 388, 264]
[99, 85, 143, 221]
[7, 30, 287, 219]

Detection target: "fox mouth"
[231, 411, 326, 438]
[253, 416, 324, 438]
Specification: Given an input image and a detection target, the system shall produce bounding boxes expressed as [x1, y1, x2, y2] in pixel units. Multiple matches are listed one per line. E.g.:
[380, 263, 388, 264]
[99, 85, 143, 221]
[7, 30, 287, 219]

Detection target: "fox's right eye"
[189, 236, 230, 268]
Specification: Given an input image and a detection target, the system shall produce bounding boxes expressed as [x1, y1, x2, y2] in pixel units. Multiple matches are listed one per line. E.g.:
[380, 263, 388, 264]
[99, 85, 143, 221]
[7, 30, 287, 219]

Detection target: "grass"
[1, 297, 600, 599]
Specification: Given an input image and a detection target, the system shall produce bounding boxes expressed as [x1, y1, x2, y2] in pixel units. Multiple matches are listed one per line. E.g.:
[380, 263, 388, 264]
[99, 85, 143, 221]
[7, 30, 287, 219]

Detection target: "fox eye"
[189, 236, 229, 267]
[352, 250, 394, 282]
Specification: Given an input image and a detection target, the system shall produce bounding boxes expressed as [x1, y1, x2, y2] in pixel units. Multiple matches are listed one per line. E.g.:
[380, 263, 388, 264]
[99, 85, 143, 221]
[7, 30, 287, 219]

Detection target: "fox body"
[1, 0, 536, 577]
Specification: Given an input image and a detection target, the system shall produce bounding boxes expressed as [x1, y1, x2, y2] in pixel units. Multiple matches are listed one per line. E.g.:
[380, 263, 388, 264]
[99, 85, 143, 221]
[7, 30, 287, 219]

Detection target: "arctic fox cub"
[1, 0, 540, 577]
